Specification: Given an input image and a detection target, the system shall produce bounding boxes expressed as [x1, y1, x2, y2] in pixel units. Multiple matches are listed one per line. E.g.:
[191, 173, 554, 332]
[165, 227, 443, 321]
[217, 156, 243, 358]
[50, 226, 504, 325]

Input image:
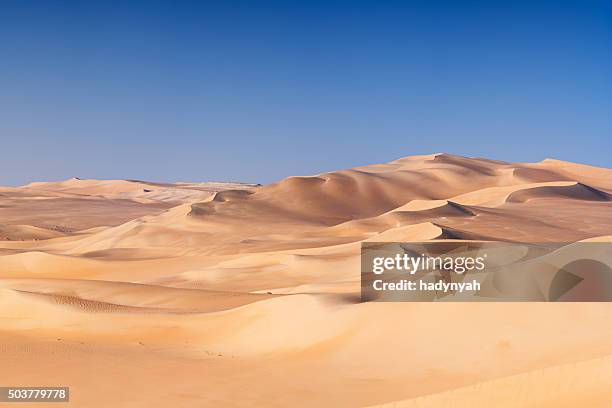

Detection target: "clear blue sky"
[1, 1, 610, 185]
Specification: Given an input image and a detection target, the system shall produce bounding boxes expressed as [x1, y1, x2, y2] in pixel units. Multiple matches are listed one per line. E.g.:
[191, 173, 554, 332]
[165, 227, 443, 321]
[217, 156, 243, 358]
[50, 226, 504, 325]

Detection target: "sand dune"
[369, 355, 612, 408]
[0, 278, 275, 313]
[0, 224, 66, 241]
[0, 179, 258, 239]
[25, 177, 260, 203]
[451, 181, 611, 207]
[1, 153, 611, 406]
[505, 182, 611, 203]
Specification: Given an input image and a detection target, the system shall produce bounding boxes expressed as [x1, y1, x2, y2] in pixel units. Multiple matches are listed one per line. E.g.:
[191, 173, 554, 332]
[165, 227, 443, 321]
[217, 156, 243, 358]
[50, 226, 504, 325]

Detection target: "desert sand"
[1, 153, 611, 407]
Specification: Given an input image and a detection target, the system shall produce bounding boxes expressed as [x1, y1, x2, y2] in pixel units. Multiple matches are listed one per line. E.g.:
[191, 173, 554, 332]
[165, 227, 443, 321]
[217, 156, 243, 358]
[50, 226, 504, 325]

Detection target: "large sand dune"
[1, 153, 611, 406]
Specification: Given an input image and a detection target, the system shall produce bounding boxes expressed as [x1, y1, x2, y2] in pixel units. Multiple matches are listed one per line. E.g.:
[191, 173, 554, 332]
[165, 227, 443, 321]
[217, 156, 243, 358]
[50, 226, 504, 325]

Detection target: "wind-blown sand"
[1, 153, 611, 407]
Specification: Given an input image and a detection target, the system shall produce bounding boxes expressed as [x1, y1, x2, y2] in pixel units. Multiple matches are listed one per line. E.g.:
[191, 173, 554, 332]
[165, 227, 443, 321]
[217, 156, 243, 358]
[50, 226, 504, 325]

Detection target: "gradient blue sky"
[1, 1, 610, 185]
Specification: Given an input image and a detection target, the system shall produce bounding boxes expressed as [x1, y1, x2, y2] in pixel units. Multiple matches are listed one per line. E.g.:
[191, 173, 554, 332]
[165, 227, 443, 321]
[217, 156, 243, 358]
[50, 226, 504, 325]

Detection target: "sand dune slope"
[370, 355, 612, 408]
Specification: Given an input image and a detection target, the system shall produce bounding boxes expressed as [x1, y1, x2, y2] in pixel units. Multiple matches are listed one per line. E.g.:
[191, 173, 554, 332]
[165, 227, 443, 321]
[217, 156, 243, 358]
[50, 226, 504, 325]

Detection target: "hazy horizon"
[6, 151, 611, 187]
[1, 1, 610, 185]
